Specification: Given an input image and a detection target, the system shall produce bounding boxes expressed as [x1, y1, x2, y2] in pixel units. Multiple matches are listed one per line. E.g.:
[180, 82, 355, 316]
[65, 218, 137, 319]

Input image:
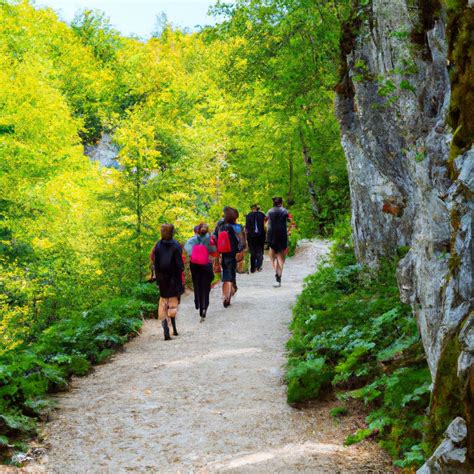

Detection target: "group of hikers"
[150, 197, 293, 340]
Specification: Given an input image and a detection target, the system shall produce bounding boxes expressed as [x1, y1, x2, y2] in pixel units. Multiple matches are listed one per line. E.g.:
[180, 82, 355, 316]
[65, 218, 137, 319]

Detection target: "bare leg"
[222, 281, 232, 307]
[269, 249, 285, 287]
[276, 252, 286, 277]
[167, 297, 179, 335]
[269, 248, 278, 273]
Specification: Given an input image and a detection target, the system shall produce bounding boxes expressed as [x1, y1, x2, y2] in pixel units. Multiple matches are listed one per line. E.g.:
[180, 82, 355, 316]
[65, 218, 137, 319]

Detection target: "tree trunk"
[299, 130, 320, 221]
[288, 151, 294, 207]
[135, 169, 144, 281]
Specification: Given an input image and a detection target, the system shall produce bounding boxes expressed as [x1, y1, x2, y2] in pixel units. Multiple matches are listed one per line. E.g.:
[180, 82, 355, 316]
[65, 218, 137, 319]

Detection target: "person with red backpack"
[150, 224, 184, 340]
[214, 207, 241, 308]
[184, 223, 217, 322]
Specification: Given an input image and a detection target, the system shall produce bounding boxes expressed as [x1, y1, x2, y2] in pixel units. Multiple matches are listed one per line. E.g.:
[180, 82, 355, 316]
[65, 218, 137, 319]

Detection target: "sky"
[34, 0, 219, 37]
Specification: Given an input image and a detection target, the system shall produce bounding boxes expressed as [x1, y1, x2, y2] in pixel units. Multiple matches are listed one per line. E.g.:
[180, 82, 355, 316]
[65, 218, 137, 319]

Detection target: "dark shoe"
[250, 268, 256, 273]
[257, 267, 263, 272]
[171, 318, 178, 336]
[223, 298, 230, 308]
[162, 320, 171, 340]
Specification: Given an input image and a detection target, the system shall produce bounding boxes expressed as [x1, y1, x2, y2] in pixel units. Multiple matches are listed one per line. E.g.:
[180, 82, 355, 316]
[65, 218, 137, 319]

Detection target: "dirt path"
[37, 240, 392, 473]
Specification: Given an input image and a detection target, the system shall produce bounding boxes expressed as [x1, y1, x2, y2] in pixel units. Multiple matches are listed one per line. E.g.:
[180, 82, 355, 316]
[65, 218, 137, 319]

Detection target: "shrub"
[286, 228, 430, 468]
[0, 293, 155, 461]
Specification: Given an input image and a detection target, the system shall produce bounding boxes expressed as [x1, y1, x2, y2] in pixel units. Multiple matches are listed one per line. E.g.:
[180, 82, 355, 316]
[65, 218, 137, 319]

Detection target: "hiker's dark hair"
[272, 196, 283, 206]
[198, 223, 209, 235]
[224, 207, 238, 224]
[251, 204, 260, 211]
[161, 223, 174, 240]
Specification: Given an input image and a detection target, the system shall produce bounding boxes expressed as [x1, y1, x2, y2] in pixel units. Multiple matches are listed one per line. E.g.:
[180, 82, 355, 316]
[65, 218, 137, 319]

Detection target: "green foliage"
[330, 406, 348, 418]
[0, 295, 147, 453]
[0, 0, 352, 462]
[287, 231, 300, 257]
[210, 0, 351, 235]
[286, 224, 430, 467]
[287, 356, 332, 404]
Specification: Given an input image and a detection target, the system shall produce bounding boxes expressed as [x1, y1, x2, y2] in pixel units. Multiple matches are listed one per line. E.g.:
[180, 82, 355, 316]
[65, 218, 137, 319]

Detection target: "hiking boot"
[200, 317, 205, 323]
[223, 298, 231, 308]
[162, 320, 171, 340]
[273, 274, 281, 287]
[171, 318, 178, 336]
[257, 267, 263, 272]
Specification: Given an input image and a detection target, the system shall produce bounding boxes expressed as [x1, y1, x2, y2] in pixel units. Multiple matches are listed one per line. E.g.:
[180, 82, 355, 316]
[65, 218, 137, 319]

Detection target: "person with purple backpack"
[185, 223, 217, 322]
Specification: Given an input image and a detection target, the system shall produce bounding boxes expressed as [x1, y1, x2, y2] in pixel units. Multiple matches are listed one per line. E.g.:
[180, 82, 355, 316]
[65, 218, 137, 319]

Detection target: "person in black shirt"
[266, 197, 291, 287]
[245, 204, 266, 273]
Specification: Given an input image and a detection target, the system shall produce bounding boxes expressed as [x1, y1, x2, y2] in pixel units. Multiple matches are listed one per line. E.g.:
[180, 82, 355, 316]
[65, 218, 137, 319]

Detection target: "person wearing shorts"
[266, 197, 291, 287]
[151, 223, 184, 340]
[214, 207, 240, 307]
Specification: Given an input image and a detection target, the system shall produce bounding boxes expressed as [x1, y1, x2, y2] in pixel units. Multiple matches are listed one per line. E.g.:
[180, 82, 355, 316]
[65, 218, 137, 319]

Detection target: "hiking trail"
[34, 240, 391, 473]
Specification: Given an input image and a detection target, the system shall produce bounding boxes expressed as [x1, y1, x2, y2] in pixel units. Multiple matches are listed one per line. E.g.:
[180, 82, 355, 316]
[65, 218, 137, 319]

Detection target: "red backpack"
[217, 230, 232, 253]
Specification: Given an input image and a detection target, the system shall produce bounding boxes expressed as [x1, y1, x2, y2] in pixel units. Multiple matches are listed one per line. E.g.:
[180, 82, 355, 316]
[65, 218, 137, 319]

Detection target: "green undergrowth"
[288, 231, 301, 257]
[286, 226, 431, 468]
[0, 283, 158, 463]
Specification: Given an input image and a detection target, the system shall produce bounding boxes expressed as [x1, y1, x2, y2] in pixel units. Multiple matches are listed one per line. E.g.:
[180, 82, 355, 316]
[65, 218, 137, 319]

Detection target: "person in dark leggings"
[185, 224, 216, 322]
[245, 204, 266, 273]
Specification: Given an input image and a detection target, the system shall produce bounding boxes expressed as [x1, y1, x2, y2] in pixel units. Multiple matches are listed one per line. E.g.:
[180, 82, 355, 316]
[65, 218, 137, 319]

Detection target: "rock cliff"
[335, 0, 473, 470]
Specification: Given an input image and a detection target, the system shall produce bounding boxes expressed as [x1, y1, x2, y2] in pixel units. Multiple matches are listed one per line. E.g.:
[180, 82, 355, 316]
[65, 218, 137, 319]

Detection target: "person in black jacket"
[245, 204, 266, 273]
[151, 223, 184, 340]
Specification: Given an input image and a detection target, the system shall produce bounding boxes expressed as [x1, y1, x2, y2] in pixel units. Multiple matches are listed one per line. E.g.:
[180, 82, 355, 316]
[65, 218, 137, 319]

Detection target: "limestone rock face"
[84, 133, 121, 170]
[335, 0, 473, 467]
[417, 417, 469, 473]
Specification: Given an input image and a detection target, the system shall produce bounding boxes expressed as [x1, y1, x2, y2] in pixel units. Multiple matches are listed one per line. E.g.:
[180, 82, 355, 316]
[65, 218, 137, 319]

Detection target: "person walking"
[151, 223, 184, 340]
[214, 207, 240, 307]
[184, 223, 217, 322]
[266, 197, 291, 287]
[245, 204, 266, 273]
[233, 215, 247, 274]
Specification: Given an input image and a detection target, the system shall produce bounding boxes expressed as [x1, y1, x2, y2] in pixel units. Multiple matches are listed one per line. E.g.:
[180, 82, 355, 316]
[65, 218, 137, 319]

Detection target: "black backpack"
[154, 241, 176, 273]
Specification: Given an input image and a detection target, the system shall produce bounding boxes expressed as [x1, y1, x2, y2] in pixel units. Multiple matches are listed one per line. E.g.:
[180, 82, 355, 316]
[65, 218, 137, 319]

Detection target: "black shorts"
[221, 254, 237, 282]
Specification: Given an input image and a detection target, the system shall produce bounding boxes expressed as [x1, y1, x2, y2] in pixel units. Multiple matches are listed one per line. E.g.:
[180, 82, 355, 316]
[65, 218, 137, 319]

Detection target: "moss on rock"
[426, 335, 464, 452]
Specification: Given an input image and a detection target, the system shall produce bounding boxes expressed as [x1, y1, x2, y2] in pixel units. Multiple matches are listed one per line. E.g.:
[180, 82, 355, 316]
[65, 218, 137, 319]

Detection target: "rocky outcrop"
[418, 417, 469, 473]
[336, 0, 473, 469]
[84, 133, 121, 170]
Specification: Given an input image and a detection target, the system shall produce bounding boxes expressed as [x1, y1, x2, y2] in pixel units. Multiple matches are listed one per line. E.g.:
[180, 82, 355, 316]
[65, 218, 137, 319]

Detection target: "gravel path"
[35, 240, 392, 473]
